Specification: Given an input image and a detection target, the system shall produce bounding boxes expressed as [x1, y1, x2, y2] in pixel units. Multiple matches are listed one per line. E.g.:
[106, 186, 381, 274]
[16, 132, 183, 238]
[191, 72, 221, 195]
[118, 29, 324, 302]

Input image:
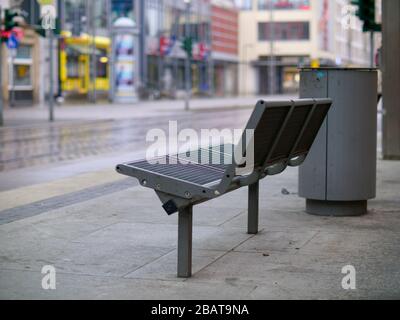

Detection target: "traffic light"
[181, 36, 193, 58]
[4, 9, 19, 31]
[351, 0, 381, 32]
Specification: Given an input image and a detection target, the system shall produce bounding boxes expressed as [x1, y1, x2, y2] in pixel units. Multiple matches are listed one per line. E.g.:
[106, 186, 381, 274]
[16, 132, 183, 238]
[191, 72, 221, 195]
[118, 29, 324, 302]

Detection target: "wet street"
[0, 95, 382, 191]
[0, 107, 253, 190]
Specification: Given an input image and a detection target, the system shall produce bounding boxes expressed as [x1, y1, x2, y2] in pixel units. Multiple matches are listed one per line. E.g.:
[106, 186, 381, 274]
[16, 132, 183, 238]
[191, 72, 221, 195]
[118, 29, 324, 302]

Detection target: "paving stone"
[0, 159, 399, 299]
[125, 249, 226, 281]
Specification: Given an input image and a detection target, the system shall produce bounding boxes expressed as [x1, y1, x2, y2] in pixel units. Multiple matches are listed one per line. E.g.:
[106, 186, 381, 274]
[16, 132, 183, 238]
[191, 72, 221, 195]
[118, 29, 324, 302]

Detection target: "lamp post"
[243, 43, 253, 95]
[269, 0, 275, 95]
[48, 28, 55, 122]
[184, 0, 191, 111]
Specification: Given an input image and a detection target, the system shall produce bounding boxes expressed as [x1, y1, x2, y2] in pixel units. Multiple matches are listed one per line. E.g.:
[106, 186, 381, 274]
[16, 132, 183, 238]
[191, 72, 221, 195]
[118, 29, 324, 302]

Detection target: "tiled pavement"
[0, 160, 399, 299]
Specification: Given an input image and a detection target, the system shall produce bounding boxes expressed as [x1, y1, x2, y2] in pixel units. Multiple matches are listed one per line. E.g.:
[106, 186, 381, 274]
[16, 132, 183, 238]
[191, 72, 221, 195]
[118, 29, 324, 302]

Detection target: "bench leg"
[177, 205, 193, 278]
[248, 181, 259, 234]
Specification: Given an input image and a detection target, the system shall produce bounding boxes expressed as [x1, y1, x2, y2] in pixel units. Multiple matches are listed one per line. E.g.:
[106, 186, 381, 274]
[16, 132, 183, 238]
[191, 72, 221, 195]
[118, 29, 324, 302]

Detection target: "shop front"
[254, 55, 309, 94]
[4, 29, 40, 107]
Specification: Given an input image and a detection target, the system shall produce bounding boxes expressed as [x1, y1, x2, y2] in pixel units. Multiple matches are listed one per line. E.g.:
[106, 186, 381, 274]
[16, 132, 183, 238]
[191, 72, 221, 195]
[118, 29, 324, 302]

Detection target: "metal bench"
[116, 98, 332, 277]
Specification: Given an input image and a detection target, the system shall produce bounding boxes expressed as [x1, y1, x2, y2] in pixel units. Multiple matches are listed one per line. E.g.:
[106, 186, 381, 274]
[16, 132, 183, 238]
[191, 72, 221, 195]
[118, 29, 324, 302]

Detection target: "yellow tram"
[59, 31, 110, 94]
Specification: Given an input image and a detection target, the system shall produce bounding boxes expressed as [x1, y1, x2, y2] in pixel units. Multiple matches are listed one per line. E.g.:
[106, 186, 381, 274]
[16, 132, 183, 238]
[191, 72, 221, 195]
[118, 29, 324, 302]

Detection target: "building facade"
[61, 0, 240, 100]
[144, 0, 239, 98]
[144, 0, 212, 98]
[211, 0, 239, 96]
[0, 0, 43, 107]
[237, 0, 379, 95]
[1, 0, 241, 105]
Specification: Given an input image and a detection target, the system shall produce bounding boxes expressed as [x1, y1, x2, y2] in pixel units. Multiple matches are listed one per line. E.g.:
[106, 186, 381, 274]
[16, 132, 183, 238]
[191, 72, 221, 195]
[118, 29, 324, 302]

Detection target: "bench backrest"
[217, 98, 332, 192]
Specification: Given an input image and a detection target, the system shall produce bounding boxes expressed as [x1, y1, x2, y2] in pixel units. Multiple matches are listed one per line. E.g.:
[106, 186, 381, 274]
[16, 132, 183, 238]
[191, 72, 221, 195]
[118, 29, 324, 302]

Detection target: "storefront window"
[10, 44, 33, 88]
[96, 49, 109, 78]
[65, 47, 80, 78]
[94, 0, 108, 29]
[146, 1, 160, 37]
[13, 65, 32, 86]
[16, 45, 32, 59]
[111, 0, 135, 24]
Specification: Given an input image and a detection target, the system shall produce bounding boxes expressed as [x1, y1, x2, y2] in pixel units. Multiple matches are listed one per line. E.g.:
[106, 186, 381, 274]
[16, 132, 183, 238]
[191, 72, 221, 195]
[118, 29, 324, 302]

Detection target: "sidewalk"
[0, 159, 399, 299]
[1, 95, 293, 128]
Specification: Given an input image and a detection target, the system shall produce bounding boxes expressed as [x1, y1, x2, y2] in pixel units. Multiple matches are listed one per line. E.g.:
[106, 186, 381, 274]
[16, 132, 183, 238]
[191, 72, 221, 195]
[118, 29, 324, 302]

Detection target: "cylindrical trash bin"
[299, 68, 377, 216]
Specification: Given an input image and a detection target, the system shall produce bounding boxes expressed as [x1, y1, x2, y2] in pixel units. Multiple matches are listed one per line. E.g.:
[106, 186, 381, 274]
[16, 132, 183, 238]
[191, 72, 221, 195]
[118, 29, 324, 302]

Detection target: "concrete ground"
[0, 158, 399, 299]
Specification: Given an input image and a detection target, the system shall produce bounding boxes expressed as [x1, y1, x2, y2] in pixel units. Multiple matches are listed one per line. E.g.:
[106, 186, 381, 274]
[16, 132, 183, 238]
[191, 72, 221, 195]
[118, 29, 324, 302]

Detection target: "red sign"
[13, 27, 25, 40]
[193, 42, 209, 61]
[159, 36, 170, 56]
[0, 27, 24, 41]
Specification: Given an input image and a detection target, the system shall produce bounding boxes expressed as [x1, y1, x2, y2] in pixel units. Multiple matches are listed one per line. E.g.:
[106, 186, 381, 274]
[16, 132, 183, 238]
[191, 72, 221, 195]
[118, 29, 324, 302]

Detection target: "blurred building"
[211, 0, 239, 96]
[237, 0, 380, 95]
[60, 0, 110, 99]
[0, 0, 43, 107]
[0, 0, 241, 105]
[148, 0, 239, 98]
[144, 0, 212, 98]
[57, 0, 239, 100]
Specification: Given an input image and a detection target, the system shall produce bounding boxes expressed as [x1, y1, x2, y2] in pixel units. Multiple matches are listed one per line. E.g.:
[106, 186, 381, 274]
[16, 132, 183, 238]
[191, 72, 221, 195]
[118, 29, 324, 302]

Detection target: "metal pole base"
[177, 205, 193, 278]
[248, 181, 259, 234]
[305, 199, 368, 217]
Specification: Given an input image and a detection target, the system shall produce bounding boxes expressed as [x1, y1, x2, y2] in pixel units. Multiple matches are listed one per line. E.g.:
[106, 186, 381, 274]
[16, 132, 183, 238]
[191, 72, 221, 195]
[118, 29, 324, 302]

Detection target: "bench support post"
[248, 181, 259, 234]
[177, 205, 193, 277]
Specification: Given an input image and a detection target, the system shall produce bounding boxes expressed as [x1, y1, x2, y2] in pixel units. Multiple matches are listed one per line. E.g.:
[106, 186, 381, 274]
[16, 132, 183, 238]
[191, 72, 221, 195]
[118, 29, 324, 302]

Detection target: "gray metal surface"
[382, 0, 400, 159]
[247, 181, 259, 234]
[298, 72, 329, 199]
[129, 157, 225, 186]
[299, 69, 377, 213]
[306, 199, 367, 217]
[117, 98, 332, 205]
[178, 205, 193, 278]
[116, 98, 333, 278]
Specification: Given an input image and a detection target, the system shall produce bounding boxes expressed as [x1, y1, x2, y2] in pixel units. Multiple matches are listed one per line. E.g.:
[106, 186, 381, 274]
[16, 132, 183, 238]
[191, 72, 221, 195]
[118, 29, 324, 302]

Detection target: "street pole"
[85, 0, 90, 102]
[157, 0, 163, 96]
[48, 29, 55, 122]
[269, 0, 275, 95]
[57, 0, 64, 99]
[184, 0, 191, 111]
[207, 3, 213, 96]
[0, 6, 3, 126]
[106, 0, 113, 102]
[370, 31, 374, 67]
[10, 49, 15, 107]
[91, 0, 97, 103]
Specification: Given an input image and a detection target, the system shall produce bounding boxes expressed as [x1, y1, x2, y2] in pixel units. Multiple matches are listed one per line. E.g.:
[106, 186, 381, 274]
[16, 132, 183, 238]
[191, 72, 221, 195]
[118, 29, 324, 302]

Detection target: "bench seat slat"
[128, 157, 225, 186]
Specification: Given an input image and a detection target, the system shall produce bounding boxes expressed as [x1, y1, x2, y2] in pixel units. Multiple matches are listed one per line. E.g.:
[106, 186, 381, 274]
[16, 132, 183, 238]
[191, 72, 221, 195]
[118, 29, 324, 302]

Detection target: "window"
[258, 22, 310, 40]
[258, 0, 310, 10]
[235, 0, 253, 10]
[9, 44, 33, 89]
[66, 54, 80, 78]
[111, 0, 135, 23]
[96, 49, 108, 78]
[16, 45, 32, 60]
[13, 64, 32, 86]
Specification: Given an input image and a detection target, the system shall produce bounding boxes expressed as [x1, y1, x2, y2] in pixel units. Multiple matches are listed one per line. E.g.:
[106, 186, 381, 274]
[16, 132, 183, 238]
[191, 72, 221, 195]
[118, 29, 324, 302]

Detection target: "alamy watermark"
[41, 265, 56, 290]
[341, 265, 356, 290]
[146, 121, 255, 175]
[40, 3, 56, 30]
[340, 5, 360, 31]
